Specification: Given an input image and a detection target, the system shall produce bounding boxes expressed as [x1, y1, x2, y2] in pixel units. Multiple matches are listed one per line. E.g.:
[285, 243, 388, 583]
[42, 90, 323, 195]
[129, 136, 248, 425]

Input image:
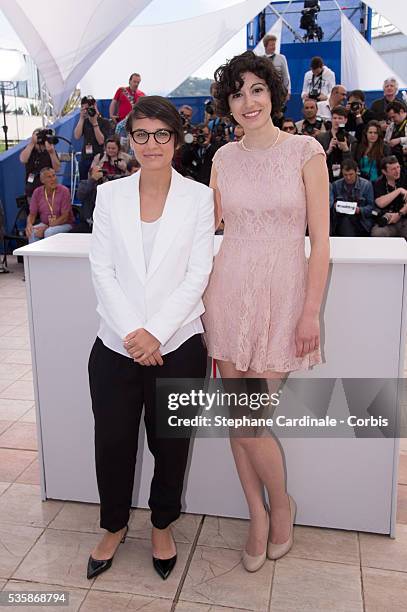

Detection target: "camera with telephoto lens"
[303, 117, 323, 135]
[371, 209, 391, 227]
[336, 124, 347, 142]
[204, 99, 214, 116]
[36, 128, 58, 145]
[350, 101, 362, 113]
[196, 129, 207, 145]
[82, 95, 96, 117]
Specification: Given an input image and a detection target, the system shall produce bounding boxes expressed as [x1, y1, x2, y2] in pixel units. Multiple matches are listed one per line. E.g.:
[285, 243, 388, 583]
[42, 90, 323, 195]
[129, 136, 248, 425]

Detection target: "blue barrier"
[0, 90, 385, 243]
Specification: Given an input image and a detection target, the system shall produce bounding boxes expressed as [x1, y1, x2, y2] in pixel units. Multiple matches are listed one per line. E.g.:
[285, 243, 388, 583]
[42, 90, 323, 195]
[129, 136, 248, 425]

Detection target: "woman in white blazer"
[87, 96, 214, 581]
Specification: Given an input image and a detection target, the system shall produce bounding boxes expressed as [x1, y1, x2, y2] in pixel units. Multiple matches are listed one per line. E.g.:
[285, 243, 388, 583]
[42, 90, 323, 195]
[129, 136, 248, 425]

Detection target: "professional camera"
[82, 95, 96, 117]
[336, 124, 347, 142]
[36, 128, 58, 145]
[303, 117, 323, 135]
[308, 88, 321, 101]
[300, 0, 323, 42]
[196, 128, 207, 145]
[371, 209, 390, 227]
[211, 121, 230, 146]
[350, 101, 362, 113]
[204, 99, 215, 116]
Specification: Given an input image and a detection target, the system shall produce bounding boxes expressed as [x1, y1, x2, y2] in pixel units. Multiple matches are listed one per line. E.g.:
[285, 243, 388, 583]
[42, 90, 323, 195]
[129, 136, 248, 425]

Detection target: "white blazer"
[89, 168, 215, 348]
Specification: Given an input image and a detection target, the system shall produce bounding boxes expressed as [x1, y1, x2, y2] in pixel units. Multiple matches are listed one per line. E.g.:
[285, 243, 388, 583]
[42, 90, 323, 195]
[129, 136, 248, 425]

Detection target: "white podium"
[14, 235, 407, 536]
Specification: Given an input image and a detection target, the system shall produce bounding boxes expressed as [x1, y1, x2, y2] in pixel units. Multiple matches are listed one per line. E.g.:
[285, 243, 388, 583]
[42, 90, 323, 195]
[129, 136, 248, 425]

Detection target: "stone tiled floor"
[0, 256, 407, 612]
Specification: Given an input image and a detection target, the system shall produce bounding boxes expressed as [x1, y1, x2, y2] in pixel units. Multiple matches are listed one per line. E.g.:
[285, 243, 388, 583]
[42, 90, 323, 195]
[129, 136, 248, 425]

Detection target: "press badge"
[335, 200, 357, 215]
[85, 144, 93, 155]
[27, 173, 35, 183]
[332, 164, 341, 178]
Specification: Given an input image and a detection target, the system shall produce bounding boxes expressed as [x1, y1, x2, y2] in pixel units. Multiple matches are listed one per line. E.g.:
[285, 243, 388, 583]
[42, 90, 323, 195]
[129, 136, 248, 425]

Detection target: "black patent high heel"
[87, 525, 128, 579]
[152, 530, 177, 580]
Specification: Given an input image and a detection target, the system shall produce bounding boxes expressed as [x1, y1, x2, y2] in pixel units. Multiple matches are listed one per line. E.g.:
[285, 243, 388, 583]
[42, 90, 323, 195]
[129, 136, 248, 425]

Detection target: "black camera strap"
[310, 69, 323, 94]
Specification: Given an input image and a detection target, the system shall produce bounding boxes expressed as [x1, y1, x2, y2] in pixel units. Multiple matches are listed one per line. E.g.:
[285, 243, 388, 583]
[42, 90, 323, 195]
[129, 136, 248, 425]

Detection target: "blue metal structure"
[247, 1, 372, 93]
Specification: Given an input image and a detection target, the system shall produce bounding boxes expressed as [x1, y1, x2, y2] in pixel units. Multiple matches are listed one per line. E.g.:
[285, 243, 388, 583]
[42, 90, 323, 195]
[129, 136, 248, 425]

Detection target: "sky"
[0, 0, 248, 80]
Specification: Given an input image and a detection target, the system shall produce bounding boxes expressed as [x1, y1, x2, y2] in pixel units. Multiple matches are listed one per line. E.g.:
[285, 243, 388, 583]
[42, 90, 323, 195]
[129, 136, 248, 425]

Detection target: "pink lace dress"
[202, 134, 326, 373]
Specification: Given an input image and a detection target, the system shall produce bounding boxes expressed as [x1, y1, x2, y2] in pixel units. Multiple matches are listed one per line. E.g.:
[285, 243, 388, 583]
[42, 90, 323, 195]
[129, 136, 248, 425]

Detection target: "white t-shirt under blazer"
[89, 168, 214, 359]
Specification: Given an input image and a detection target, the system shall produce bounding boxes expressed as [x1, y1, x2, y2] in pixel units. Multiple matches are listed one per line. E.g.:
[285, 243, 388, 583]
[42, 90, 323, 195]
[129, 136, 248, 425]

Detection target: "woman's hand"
[123, 329, 161, 362]
[295, 313, 320, 358]
[138, 350, 164, 367]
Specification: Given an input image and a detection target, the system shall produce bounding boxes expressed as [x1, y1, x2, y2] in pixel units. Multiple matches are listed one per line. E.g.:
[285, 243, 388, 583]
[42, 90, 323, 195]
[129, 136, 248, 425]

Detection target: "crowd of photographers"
[18, 51, 407, 241]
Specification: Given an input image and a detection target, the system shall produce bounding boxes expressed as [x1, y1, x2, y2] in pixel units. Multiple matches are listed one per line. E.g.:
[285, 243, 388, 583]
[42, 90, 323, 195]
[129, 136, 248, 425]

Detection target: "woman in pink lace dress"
[202, 52, 330, 571]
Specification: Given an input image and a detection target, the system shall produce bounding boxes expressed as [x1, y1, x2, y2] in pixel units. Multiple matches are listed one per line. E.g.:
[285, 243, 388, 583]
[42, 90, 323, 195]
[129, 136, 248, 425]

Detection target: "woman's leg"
[242, 367, 291, 546]
[88, 337, 144, 558]
[216, 359, 268, 556]
[143, 334, 208, 558]
[217, 359, 290, 554]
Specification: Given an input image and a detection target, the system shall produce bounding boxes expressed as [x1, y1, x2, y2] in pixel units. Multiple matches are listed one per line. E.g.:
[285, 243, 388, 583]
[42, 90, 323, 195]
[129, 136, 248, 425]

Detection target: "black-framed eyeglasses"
[130, 129, 173, 145]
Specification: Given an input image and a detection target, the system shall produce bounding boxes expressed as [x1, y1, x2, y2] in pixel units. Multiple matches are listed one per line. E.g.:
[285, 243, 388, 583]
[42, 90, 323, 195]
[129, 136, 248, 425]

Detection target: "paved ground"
[0, 256, 406, 611]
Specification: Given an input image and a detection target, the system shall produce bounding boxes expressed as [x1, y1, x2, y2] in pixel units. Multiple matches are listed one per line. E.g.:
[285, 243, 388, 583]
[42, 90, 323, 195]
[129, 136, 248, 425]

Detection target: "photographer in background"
[317, 106, 355, 182]
[330, 159, 374, 237]
[181, 124, 219, 185]
[317, 84, 347, 124]
[301, 56, 336, 102]
[371, 155, 407, 237]
[90, 136, 130, 178]
[19, 128, 61, 198]
[281, 118, 297, 134]
[385, 101, 407, 167]
[109, 73, 145, 124]
[296, 98, 325, 137]
[345, 90, 375, 141]
[204, 82, 218, 125]
[74, 96, 113, 180]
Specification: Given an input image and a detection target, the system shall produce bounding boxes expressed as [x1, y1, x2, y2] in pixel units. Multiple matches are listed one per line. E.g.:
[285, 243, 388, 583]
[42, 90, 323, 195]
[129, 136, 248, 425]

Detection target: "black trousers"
[88, 334, 207, 532]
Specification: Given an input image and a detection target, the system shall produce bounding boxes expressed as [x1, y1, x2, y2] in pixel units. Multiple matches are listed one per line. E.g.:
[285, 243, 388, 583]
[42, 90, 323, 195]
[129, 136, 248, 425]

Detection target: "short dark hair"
[303, 98, 318, 109]
[311, 56, 323, 70]
[212, 51, 286, 125]
[125, 95, 184, 148]
[381, 155, 399, 172]
[105, 135, 121, 151]
[341, 159, 358, 172]
[386, 100, 407, 114]
[331, 105, 348, 118]
[348, 89, 365, 102]
[129, 73, 140, 81]
[127, 158, 140, 172]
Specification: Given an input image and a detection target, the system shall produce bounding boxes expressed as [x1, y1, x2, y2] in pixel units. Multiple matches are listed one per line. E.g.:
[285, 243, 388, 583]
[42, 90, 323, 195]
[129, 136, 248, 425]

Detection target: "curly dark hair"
[213, 51, 287, 125]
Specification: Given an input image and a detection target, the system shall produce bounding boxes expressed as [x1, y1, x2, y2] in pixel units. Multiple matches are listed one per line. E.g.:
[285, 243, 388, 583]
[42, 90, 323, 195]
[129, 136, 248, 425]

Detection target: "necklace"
[240, 128, 281, 152]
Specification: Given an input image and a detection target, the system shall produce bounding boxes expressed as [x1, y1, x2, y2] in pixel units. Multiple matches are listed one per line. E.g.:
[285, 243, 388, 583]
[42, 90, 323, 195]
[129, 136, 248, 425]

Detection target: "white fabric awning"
[365, 0, 407, 38]
[80, 0, 269, 98]
[341, 12, 406, 90]
[0, 0, 153, 113]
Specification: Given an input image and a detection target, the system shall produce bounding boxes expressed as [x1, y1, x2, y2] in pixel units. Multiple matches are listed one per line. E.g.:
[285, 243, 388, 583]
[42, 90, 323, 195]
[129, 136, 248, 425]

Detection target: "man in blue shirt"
[330, 159, 374, 236]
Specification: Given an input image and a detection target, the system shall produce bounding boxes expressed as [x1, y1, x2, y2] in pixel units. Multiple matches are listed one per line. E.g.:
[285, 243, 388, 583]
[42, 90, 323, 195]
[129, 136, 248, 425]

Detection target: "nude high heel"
[267, 494, 296, 561]
[242, 508, 269, 572]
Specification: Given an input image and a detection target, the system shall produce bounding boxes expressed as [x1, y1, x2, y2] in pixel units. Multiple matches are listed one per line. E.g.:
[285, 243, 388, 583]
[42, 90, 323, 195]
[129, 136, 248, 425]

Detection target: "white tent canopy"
[0, 0, 153, 113]
[80, 0, 269, 98]
[365, 0, 407, 38]
[340, 11, 406, 90]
